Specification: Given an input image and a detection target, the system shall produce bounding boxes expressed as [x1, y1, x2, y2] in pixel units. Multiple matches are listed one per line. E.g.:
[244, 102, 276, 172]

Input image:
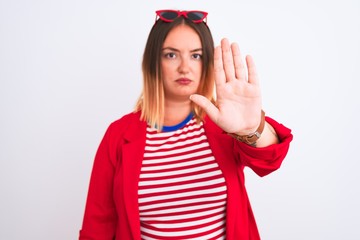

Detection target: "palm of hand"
[191, 38, 262, 135]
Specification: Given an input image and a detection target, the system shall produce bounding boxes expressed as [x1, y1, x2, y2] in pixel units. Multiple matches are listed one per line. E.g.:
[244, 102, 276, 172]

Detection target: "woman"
[79, 10, 293, 240]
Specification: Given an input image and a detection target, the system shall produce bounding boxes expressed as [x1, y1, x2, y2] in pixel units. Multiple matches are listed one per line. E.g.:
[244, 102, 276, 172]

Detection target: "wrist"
[228, 110, 265, 146]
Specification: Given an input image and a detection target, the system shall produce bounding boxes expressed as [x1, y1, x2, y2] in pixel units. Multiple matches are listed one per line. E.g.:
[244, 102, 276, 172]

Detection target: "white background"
[1, 0, 359, 239]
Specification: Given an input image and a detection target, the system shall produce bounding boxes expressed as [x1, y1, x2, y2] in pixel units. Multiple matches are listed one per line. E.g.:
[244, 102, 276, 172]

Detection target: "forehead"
[163, 24, 202, 50]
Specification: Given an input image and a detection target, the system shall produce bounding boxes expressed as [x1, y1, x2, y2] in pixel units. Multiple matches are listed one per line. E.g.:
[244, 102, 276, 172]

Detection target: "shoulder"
[110, 111, 142, 127]
[105, 111, 144, 137]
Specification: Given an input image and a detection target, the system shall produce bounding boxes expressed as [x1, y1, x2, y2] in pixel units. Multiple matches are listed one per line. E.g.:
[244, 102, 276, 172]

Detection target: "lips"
[175, 78, 192, 85]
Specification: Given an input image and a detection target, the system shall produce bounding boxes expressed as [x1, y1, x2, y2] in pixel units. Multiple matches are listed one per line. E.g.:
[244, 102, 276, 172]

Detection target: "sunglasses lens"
[187, 12, 205, 21]
[159, 11, 179, 21]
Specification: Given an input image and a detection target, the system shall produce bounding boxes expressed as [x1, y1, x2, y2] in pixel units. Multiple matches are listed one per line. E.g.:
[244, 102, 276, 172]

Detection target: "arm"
[255, 121, 279, 148]
[235, 116, 293, 177]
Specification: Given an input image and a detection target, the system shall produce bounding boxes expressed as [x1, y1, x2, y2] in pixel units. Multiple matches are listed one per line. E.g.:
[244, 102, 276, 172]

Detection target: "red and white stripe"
[139, 119, 227, 240]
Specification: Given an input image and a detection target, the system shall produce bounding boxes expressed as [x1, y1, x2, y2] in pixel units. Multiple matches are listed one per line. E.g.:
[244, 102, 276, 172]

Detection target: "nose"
[178, 57, 190, 74]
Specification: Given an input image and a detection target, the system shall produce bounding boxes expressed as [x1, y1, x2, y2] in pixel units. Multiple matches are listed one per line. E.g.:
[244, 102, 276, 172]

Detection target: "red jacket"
[79, 111, 293, 240]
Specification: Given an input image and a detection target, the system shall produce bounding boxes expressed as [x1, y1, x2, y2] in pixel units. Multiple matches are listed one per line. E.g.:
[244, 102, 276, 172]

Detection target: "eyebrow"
[162, 47, 203, 52]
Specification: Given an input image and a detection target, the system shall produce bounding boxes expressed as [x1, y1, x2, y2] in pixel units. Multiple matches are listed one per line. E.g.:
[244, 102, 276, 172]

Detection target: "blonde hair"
[135, 17, 215, 130]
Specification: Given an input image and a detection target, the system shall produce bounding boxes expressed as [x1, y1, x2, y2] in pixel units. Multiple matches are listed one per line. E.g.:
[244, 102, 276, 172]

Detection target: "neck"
[164, 99, 192, 126]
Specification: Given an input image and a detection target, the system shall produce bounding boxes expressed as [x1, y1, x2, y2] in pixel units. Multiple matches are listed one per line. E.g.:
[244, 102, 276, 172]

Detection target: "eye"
[164, 52, 177, 59]
[192, 53, 202, 60]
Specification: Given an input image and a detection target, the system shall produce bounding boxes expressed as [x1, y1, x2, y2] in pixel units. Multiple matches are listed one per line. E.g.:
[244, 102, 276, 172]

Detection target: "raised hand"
[190, 38, 262, 135]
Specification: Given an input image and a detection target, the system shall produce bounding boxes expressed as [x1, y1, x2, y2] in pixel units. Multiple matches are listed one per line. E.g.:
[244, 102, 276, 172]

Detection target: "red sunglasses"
[155, 10, 208, 23]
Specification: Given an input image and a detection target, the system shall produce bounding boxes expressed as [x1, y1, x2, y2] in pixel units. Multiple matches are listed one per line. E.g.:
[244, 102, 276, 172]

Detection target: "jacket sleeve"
[79, 123, 119, 240]
[235, 116, 293, 177]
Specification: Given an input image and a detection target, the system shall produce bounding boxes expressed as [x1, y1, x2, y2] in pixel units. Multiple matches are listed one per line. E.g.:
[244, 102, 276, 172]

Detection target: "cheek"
[161, 61, 175, 76]
[195, 63, 203, 78]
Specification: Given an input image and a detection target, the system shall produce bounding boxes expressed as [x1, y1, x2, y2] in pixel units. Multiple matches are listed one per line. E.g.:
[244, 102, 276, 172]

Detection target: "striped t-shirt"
[138, 117, 228, 240]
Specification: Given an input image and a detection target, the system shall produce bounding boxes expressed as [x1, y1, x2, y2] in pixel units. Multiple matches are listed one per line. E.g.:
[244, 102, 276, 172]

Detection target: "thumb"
[190, 94, 219, 121]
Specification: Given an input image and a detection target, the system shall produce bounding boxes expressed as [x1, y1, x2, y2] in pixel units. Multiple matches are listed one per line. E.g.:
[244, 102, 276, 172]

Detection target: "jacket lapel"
[122, 114, 147, 240]
[203, 117, 239, 240]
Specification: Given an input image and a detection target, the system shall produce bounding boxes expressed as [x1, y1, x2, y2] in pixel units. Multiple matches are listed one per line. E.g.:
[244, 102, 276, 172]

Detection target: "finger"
[246, 55, 259, 85]
[214, 45, 226, 86]
[221, 38, 236, 82]
[231, 43, 246, 81]
[190, 94, 220, 122]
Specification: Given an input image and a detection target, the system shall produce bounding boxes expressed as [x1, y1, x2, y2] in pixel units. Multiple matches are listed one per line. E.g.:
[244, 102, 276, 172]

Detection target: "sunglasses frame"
[155, 10, 208, 24]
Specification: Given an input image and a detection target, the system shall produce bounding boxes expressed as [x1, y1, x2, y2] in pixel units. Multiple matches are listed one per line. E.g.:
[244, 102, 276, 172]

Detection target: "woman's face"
[161, 24, 203, 102]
